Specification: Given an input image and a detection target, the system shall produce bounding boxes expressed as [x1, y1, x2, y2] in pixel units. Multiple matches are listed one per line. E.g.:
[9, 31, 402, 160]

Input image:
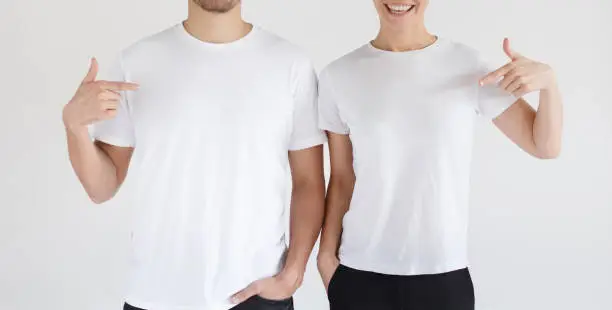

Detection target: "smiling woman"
[384, 3, 416, 15]
[316, 0, 564, 309]
[374, 0, 426, 28]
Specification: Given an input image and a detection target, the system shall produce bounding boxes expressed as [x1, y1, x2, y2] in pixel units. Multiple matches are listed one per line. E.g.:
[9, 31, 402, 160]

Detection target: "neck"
[372, 23, 436, 52]
[184, 1, 251, 44]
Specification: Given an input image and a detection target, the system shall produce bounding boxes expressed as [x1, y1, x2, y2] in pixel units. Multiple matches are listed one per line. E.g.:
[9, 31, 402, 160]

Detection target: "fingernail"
[479, 81, 484, 86]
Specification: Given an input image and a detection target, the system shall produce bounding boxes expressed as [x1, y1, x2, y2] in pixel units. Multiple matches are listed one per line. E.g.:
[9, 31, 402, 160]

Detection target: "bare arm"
[317, 132, 355, 290]
[493, 88, 563, 159]
[481, 38, 563, 159]
[63, 58, 138, 203]
[283, 144, 326, 284]
[65, 126, 133, 203]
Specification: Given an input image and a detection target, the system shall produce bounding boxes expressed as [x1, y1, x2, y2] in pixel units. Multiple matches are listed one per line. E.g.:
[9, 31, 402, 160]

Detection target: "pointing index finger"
[480, 62, 514, 86]
[99, 81, 140, 91]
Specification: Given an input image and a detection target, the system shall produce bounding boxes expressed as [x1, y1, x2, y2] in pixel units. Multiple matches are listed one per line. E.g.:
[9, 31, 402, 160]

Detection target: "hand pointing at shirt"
[480, 38, 557, 98]
[62, 58, 139, 131]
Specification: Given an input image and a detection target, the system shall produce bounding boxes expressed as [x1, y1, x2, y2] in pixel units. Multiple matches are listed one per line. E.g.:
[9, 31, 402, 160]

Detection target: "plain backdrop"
[1, 0, 611, 309]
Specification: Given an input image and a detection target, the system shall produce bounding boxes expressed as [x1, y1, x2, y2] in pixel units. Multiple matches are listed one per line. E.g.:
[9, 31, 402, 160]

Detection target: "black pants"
[124, 295, 293, 310]
[328, 265, 475, 310]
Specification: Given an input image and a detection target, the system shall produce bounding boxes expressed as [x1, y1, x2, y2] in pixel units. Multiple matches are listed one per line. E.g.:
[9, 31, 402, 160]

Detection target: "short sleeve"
[288, 57, 327, 151]
[476, 59, 518, 119]
[90, 55, 136, 147]
[318, 68, 349, 135]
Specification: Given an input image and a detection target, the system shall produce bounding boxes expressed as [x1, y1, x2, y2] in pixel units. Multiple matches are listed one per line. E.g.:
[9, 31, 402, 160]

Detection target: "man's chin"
[193, 0, 240, 14]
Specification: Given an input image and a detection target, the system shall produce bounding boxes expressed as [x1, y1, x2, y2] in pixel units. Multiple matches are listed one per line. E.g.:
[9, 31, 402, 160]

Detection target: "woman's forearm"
[318, 176, 355, 258]
[533, 84, 563, 158]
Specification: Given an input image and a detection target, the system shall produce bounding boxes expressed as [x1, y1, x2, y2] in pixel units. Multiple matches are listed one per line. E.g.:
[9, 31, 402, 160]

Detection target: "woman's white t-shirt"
[318, 39, 516, 276]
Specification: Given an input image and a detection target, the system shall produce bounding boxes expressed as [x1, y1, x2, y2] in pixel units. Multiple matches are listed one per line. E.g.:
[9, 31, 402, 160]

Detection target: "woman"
[317, 1, 563, 309]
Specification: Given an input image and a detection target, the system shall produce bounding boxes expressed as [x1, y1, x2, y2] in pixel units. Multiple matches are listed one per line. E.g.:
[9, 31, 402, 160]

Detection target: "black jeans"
[124, 295, 293, 310]
[328, 265, 475, 310]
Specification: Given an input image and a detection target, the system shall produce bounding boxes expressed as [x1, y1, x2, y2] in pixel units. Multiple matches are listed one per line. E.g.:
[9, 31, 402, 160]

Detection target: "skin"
[64, 0, 325, 304]
[63, 58, 138, 204]
[317, 0, 563, 290]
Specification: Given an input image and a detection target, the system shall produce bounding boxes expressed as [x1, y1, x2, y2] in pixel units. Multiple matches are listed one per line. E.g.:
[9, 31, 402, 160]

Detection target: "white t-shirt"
[318, 39, 516, 276]
[92, 24, 325, 310]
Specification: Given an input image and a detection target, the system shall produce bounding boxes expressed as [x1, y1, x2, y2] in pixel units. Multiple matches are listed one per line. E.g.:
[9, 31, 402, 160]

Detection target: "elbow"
[85, 187, 114, 205]
[534, 144, 562, 160]
[89, 194, 111, 205]
[536, 151, 560, 160]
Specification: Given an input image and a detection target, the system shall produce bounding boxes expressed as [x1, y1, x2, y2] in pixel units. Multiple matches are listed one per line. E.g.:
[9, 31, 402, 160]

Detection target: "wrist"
[542, 82, 559, 94]
[317, 252, 339, 268]
[317, 248, 338, 261]
[542, 69, 558, 93]
[62, 106, 87, 135]
[279, 266, 304, 289]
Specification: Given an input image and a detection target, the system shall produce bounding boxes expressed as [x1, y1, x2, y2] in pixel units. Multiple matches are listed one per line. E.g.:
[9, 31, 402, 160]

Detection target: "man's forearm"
[533, 85, 563, 158]
[283, 179, 325, 280]
[65, 126, 119, 203]
[319, 176, 354, 257]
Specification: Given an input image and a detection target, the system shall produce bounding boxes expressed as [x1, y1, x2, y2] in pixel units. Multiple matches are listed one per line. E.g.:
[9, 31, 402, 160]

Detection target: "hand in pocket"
[317, 254, 340, 292]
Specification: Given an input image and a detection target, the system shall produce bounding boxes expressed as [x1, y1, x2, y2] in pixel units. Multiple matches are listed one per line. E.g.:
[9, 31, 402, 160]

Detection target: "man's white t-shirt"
[318, 39, 516, 276]
[92, 24, 325, 310]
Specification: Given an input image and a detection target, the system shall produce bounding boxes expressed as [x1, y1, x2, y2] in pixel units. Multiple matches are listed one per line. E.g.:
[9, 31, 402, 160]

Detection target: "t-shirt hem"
[125, 296, 234, 310]
[318, 124, 349, 135]
[93, 134, 134, 148]
[288, 133, 327, 151]
[483, 95, 518, 120]
[339, 254, 469, 276]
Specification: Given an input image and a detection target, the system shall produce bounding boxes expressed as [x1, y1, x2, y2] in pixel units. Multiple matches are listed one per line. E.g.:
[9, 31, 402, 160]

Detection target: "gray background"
[1, 0, 611, 309]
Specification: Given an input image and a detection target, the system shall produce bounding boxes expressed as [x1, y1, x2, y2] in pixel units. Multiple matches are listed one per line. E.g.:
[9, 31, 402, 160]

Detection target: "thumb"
[503, 38, 522, 60]
[82, 57, 98, 83]
[231, 281, 261, 304]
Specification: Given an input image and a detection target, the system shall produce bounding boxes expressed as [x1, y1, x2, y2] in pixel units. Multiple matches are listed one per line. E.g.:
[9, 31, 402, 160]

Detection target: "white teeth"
[386, 4, 414, 12]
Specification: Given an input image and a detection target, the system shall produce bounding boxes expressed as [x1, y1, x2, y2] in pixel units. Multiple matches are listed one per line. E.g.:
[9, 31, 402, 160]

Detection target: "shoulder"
[437, 38, 484, 64]
[256, 28, 313, 67]
[119, 25, 180, 63]
[320, 44, 370, 82]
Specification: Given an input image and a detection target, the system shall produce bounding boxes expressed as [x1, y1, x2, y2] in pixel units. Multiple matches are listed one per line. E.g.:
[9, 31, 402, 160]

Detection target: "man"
[62, 1, 326, 309]
[317, 1, 562, 309]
